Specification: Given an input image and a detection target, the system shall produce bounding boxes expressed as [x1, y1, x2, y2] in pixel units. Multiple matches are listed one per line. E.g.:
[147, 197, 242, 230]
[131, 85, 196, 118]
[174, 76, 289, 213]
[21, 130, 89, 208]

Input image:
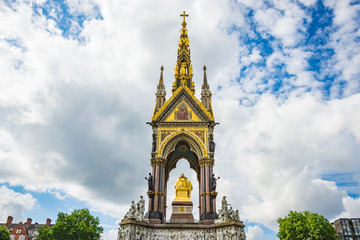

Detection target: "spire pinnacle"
[159, 65, 164, 85]
[201, 65, 212, 113]
[172, 12, 194, 93]
[203, 65, 208, 86]
[155, 66, 166, 111]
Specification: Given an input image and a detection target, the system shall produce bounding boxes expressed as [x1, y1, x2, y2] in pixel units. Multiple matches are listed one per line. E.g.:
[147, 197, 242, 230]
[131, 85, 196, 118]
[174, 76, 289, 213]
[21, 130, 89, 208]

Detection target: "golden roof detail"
[151, 85, 214, 121]
[151, 12, 214, 122]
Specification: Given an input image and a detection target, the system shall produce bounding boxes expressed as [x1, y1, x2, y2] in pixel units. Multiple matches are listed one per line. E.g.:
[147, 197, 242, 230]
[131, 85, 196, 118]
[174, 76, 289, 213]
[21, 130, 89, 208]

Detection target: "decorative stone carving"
[124, 201, 136, 219]
[118, 223, 246, 240]
[120, 195, 246, 239]
[150, 157, 166, 167]
[198, 158, 214, 167]
[136, 196, 145, 221]
[123, 196, 146, 222]
[216, 196, 241, 223]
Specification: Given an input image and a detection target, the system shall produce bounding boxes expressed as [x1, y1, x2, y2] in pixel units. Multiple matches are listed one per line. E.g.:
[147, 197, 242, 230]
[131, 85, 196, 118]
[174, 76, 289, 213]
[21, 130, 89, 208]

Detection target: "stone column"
[199, 158, 216, 221]
[200, 165, 204, 215]
[160, 165, 166, 215]
[145, 157, 166, 222]
[163, 182, 167, 220]
[154, 165, 160, 211]
[205, 166, 211, 213]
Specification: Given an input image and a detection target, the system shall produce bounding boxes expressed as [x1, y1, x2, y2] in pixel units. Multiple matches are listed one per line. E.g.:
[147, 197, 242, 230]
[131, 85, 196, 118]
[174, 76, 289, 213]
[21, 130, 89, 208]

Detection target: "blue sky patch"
[32, 0, 103, 40]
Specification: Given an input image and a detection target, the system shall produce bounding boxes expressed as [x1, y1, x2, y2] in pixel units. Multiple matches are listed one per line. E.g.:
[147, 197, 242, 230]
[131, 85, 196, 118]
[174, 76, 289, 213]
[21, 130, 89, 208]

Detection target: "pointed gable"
[152, 86, 214, 122]
[165, 100, 200, 122]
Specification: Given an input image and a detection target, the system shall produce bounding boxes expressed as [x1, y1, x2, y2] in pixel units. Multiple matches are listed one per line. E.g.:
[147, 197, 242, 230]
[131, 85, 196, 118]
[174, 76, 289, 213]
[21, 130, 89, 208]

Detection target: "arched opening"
[161, 137, 203, 222]
[165, 140, 200, 181]
[160, 132, 205, 163]
[166, 159, 199, 222]
[145, 131, 216, 222]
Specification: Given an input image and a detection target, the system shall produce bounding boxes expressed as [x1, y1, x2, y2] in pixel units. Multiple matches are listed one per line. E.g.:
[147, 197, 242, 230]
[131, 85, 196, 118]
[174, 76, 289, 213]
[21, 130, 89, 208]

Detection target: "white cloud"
[214, 93, 360, 230]
[324, 0, 360, 98]
[339, 196, 360, 218]
[241, 48, 262, 66]
[298, 0, 317, 7]
[102, 228, 119, 240]
[246, 225, 265, 240]
[0, 186, 37, 222]
[253, 2, 307, 47]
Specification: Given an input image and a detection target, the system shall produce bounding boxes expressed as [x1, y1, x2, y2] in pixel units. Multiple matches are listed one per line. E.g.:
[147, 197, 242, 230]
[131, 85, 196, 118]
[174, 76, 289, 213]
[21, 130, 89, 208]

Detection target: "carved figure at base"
[222, 196, 228, 210]
[137, 196, 145, 221]
[235, 210, 240, 221]
[123, 196, 145, 222]
[124, 201, 136, 219]
[216, 196, 241, 223]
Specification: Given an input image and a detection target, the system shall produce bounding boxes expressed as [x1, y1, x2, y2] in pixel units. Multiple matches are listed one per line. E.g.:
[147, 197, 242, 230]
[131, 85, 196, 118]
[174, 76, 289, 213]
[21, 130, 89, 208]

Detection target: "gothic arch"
[160, 131, 205, 160]
[160, 132, 204, 181]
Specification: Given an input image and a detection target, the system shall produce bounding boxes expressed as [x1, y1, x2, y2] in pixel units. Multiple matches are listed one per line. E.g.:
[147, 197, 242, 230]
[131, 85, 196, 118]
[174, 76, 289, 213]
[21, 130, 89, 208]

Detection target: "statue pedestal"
[170, 201, 194, 223]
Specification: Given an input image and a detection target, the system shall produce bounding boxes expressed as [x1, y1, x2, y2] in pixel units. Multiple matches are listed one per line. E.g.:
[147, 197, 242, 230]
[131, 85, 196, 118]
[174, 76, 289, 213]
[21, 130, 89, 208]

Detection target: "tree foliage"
[0, 226, 10, 240]
[277, 211, 340, 240]
[38, 208, 103, 240]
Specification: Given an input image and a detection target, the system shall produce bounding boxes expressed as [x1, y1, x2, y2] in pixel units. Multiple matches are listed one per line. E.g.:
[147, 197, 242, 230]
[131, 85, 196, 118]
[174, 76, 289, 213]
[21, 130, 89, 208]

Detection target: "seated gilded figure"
[174, 173, 193, 202]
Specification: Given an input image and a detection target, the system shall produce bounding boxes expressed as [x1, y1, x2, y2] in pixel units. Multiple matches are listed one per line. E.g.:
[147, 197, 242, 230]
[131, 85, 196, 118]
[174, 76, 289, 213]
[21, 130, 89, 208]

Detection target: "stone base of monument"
[144, 211, 163, 224]
[118, 219, 246, 240]
[170, 201, 194, 223]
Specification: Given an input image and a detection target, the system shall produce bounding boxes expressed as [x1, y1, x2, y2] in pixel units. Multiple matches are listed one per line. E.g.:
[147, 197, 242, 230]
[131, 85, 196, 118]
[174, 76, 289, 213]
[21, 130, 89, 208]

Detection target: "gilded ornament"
[199, 158, 214, 167]
[174, 173, 193, 202]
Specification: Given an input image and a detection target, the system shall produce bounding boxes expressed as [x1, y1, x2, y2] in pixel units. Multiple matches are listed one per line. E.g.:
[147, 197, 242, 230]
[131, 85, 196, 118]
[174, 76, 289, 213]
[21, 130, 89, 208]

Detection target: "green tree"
[38, 208, 103, 240]
[37, 224, 53, 240]
[0, 225, 10, 240]
[277, 211, 340, 240]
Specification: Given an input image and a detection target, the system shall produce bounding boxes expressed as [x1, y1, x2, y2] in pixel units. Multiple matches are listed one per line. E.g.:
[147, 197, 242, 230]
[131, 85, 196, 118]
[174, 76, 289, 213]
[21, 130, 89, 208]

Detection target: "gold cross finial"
[180, 11, 188, 23]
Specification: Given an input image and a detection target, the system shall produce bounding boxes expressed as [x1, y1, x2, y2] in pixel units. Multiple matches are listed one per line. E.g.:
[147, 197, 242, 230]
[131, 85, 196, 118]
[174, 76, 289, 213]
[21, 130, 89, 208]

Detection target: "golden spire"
[172, 11, 195, 93]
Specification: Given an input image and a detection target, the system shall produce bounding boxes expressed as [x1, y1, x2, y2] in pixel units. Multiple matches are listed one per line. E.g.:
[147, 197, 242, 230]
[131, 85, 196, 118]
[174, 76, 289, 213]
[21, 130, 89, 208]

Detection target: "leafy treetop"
[277, 210, 340, 240]
[0, 225, 10, 240]
[38, 208, 103, 240]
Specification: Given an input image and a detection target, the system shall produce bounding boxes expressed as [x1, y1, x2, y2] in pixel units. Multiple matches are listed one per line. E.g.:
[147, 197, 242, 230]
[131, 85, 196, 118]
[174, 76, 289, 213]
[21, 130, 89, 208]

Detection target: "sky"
[0, 0, 359, 239]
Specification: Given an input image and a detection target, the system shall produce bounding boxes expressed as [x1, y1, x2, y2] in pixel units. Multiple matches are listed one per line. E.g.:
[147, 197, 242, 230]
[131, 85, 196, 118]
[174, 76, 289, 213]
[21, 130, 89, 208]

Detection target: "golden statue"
[181, 62, 187, 75]
[174, 173, 193, 202]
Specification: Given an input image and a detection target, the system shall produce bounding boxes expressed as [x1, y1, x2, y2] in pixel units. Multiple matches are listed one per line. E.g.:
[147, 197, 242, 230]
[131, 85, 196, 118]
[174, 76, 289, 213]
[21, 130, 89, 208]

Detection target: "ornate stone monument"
[118, 11, 246, 240]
